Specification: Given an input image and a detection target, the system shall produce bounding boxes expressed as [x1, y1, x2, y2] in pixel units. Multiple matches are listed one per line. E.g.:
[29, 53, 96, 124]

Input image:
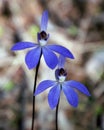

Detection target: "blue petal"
[47, 44, 74, 59]
[62, 85, 78, 107]
[11, 42, 38, 51]
[42, 47, 58, 69]
[48, 84, 61, 109]
[35, 80, 56, 95]
[58, 55, 66, 68]
[41, 10, 48, 31]
[64, 80, 91, 96]
[25, 47, 41, 69]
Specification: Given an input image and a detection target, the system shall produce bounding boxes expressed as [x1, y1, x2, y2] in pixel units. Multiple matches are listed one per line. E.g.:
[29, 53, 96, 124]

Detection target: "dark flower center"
[55, 68, 67, 80]
[40, 31, 48, 40]
[59, 68, 67, 76]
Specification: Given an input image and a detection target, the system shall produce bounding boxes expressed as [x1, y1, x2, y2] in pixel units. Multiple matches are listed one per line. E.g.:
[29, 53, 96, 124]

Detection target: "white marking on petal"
[39, 40, 47, 46]
[59, 75, 66, 83]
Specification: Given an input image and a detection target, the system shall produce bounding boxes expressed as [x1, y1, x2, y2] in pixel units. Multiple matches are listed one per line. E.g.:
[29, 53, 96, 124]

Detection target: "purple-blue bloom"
[11, 10, 74, 69]
[35, 55, 91, 109]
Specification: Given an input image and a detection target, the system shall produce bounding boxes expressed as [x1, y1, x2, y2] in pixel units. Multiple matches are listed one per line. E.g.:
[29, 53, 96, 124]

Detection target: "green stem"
[31, 53, 42, 130]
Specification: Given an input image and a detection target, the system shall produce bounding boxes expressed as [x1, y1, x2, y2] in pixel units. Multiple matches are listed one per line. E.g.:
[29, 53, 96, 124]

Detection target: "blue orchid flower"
[11, 11, 74, 69]
[35, 55, 91, 109]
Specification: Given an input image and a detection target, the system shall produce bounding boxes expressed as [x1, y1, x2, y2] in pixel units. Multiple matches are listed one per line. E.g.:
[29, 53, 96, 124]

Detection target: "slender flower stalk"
[56, 99, 60, 130]
[31, 52, 42, 130]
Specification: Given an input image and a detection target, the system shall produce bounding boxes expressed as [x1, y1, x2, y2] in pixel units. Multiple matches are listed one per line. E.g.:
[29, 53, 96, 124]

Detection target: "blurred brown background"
[0, 0, 104, 130]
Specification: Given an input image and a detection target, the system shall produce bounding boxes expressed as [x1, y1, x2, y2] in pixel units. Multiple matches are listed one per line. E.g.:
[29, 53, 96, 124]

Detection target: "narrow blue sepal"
[11, 42, 37, 51]
[65, 80, 91, 96]
[25, 47, 41, 69]
[58, 55, 66, 68]
[62, 85, 79, 107]
[48, 84, 61, 109]
[47, 44, 75, 59]
[41, 10, 48, 31]
[35, 80, 56, 95]
[42, 47, 58, 69]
